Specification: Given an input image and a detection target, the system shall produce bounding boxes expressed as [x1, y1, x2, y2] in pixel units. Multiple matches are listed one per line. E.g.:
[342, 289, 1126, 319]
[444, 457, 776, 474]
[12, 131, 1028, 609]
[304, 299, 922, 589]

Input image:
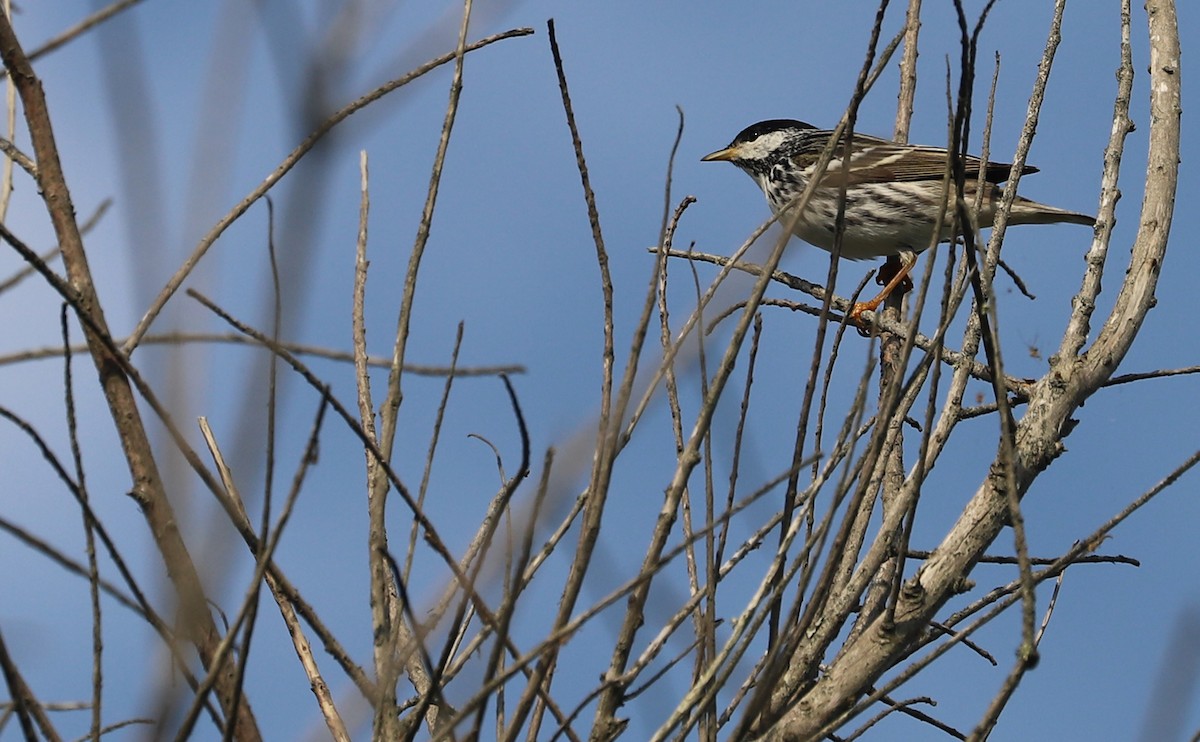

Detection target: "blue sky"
[2, 1, 1196, 739]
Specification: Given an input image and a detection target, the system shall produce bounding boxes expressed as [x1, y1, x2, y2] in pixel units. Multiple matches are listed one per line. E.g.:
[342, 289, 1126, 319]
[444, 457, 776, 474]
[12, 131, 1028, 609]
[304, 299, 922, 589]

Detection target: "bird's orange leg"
[849, 253, 918, 327]
[875, 254, 915, 294]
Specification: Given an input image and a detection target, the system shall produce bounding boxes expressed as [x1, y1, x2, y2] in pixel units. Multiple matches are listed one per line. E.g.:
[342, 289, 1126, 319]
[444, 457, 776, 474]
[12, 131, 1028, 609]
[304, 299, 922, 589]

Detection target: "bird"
[702, 119, 1095, 325]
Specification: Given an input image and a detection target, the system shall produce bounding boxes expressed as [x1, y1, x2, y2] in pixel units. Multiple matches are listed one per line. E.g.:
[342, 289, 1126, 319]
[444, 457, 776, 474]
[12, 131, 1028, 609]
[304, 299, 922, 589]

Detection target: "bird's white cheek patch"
[738, 130, 792, 160]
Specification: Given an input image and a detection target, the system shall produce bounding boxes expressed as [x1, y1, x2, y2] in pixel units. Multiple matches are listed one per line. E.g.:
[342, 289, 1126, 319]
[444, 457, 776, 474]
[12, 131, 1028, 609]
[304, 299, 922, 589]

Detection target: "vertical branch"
[862, 0, 923, 638]
[945, 5, 1040, 707]
[768, 0, 896, 660]
[353, 150, 377, 453]
[366, 0, 474, 735]
[683, 247, 716, 741]
[970, 0, 1062, 694]
[508, 20, 620, 739]
[262, 197, 281, 535]
[893, 0, 922, 143]
[1059, 0, 1134, 359]
[61, 306, 103, 742]
[0, 0, 13, 220]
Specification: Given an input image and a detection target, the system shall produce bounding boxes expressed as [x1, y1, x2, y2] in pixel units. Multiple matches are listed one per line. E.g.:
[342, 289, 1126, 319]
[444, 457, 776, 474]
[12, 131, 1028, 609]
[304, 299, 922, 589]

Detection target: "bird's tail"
[1007, 196, 1096, 227]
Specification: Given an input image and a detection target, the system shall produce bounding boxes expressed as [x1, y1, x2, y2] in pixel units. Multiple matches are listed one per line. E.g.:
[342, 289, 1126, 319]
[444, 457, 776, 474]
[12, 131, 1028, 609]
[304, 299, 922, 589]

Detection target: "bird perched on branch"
[702, 119, 1095, 325]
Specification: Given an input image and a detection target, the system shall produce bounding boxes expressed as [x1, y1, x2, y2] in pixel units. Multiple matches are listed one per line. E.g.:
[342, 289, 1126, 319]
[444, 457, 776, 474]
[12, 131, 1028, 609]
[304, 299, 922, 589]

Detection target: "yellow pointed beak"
[701, 146, 738, 162]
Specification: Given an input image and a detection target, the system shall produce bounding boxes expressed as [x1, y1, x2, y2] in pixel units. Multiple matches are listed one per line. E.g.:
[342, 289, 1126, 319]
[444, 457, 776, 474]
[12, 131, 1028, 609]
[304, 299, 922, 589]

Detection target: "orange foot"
[848, 298, 883, 333]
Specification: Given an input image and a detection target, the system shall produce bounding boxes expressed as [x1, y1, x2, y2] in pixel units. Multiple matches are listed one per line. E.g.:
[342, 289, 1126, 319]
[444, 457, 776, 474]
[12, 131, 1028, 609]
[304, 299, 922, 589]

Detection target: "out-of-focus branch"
[0, 332, 523, 376]
[0, 12, 263, 740]
[0, 0, 146, 77]
[123, 25, 534, 354]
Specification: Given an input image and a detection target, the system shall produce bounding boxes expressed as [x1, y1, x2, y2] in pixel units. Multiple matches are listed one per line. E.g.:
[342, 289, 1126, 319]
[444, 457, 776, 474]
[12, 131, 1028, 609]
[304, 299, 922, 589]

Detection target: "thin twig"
[509, 19, 618, 740]
[0, 0, 147, 76]
[123, 26, 534, 353]
[0, 333, 522, 376]
[658, 249, 1032, 394]
[59, 306, 104, 741]
[174, 400, 334, 742]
